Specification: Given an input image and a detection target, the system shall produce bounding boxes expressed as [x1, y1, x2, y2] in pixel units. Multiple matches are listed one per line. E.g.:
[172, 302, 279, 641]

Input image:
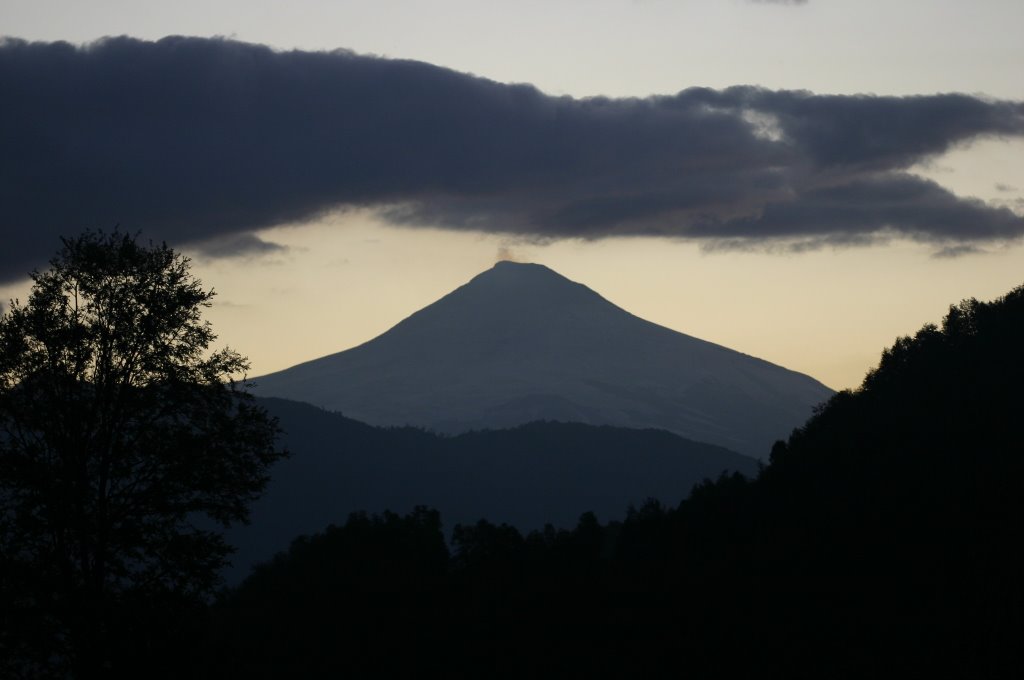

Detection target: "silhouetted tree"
[0, 231, 285, 677]
[207, 507, 450, 678]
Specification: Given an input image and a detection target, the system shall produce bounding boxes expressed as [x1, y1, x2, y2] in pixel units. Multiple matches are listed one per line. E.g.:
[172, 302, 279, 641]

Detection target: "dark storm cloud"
[2, 35, 1023, 281]
[689, 174, 1024, 241]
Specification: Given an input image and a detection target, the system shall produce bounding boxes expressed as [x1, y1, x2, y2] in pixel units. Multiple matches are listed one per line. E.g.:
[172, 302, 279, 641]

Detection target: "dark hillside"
[208, 285, 1024, 678]
[225, 400, 757, 583]
[751, 286, 1024, 674]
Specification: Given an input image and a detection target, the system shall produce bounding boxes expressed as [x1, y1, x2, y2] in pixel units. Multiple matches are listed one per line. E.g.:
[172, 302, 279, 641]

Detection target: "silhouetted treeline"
[197, 286, 1024, 678]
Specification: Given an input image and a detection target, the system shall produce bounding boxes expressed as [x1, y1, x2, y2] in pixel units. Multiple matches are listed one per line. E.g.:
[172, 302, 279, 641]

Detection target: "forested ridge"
[224, 406, 758, 581]
[201, 286, 1024, 678]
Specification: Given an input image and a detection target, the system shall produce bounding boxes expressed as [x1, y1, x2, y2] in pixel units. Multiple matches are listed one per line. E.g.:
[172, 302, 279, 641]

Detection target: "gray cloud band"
[1, 35, 1023, 281]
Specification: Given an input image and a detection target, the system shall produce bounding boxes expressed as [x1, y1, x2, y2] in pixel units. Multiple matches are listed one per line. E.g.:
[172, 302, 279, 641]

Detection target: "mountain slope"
[253, 261, 832, 458]
[223, 397, 758, 583]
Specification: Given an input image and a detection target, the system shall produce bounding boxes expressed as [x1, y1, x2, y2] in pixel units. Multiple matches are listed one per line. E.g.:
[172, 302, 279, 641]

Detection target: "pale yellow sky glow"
[181, 198, 1024, 393]
[2, 0, 1023, 392]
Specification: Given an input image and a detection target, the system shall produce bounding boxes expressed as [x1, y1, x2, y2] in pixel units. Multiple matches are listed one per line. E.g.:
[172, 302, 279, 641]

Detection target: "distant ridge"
[253, 261, 833, 458]
[225, 397, 759, 583]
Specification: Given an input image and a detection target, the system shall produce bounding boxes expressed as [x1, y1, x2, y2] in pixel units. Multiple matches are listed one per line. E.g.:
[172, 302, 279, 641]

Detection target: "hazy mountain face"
[224, 397, 758, 584]
[254, 261, 833, 458]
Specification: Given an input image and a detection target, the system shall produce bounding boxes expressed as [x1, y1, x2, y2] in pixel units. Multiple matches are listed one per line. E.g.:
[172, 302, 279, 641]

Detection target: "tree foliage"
[0, 231, 285, 676]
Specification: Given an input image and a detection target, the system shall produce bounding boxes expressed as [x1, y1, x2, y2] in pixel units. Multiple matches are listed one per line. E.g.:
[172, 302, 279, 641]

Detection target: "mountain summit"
[254, 261, 832, 458]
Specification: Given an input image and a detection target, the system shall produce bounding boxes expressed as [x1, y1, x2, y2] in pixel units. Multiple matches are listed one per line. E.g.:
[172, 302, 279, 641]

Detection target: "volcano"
[253, 261, 832, 458]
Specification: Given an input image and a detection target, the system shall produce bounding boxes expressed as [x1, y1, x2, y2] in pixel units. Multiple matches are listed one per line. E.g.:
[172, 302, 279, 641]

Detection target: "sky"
[2, 0, 1023, 390]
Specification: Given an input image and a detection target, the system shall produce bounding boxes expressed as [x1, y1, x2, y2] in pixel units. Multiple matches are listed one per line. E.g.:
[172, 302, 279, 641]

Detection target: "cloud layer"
[1, 36, 1023, 280]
